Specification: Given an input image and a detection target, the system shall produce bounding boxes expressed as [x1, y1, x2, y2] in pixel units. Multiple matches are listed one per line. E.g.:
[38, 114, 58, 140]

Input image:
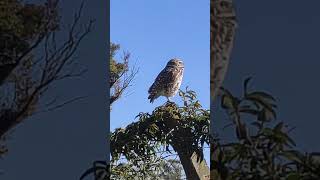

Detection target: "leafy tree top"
[110, 88, 210, 179]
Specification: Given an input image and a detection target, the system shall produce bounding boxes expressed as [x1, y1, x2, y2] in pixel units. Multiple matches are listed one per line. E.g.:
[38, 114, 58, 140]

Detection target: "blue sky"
[110, 0, 210, 167]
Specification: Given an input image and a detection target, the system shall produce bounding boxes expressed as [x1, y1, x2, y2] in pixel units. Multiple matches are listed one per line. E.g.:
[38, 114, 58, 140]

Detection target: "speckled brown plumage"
[148, 58, 184, 103]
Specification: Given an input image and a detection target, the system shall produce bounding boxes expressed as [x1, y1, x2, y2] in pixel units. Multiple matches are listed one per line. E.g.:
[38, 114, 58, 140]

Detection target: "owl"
[211, 0, 237, 100]
[148, 58, 184, 103]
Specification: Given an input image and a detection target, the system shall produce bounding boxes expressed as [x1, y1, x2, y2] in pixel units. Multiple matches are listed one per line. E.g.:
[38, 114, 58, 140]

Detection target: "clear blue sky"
[110, 0, 210, 167]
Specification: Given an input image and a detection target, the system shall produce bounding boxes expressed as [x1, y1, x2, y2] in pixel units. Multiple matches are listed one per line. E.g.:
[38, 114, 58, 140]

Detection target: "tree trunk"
[171, 141, 200, 180]
[171, 140, 210, 180]
[211, 0, 237, 100]
[165, 117, 210, 180]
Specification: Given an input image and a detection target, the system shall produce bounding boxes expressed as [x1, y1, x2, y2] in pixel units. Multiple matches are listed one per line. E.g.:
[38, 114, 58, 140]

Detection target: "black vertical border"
[106, 0, 111, 165]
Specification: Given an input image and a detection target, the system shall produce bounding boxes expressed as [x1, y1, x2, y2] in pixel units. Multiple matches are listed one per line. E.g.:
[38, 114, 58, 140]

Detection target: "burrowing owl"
[148, 58, 184, 103]
[211, 0, 237, 100]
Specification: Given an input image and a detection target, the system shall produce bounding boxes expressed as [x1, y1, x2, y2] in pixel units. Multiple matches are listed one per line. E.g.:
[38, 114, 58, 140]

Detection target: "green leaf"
[243, 77, 252, 96]
[236, 122, 248, 140]
[274, 122, 284, 132]
[286, 172, 300, 180]
[262, 128, 274, 136]
[280, 150, 304, 164]
[245, 92, 277, 118]
[258, 108, 276, 122]
[247, 91, 276, 101]
[221, 94, 235, 110]
[80, 166, 108, 180]
[283, 133, 296, 147]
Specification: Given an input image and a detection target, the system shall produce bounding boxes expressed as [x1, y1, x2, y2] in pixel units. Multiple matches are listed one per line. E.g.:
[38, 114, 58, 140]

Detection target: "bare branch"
[110, 50, 139, 105]
[0, 0, 94, 146]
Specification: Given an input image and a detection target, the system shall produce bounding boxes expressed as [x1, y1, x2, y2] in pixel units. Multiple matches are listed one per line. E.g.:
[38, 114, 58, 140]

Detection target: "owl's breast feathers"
[148, 67, 183, 103]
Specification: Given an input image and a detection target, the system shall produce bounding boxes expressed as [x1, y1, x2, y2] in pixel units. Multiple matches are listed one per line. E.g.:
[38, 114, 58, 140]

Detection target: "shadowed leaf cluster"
[110, 88, 209, 179]
[212, 78, 320, 180]
[0, 0, 93, 156]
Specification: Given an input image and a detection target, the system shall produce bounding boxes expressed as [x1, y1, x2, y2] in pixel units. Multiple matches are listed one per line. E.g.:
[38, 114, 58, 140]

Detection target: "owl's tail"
[148, 84, 157, 103]
[148, 94, 155, 103]
[148, 93, 159, 103]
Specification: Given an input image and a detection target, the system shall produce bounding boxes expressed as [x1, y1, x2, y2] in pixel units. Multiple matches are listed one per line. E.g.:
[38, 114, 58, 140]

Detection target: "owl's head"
[167, 58, 184, 68]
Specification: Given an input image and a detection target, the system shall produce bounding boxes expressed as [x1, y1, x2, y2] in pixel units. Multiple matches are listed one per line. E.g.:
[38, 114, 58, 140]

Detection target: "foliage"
[211, 77, 320, 180]
[0, 0, 59, 69]
[110, 87, 209, 179]
[0, 0, 57, 38]
[80, 88, 210, 179]
[0, 0, 93, 156]
[109, 42, 138, 105]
